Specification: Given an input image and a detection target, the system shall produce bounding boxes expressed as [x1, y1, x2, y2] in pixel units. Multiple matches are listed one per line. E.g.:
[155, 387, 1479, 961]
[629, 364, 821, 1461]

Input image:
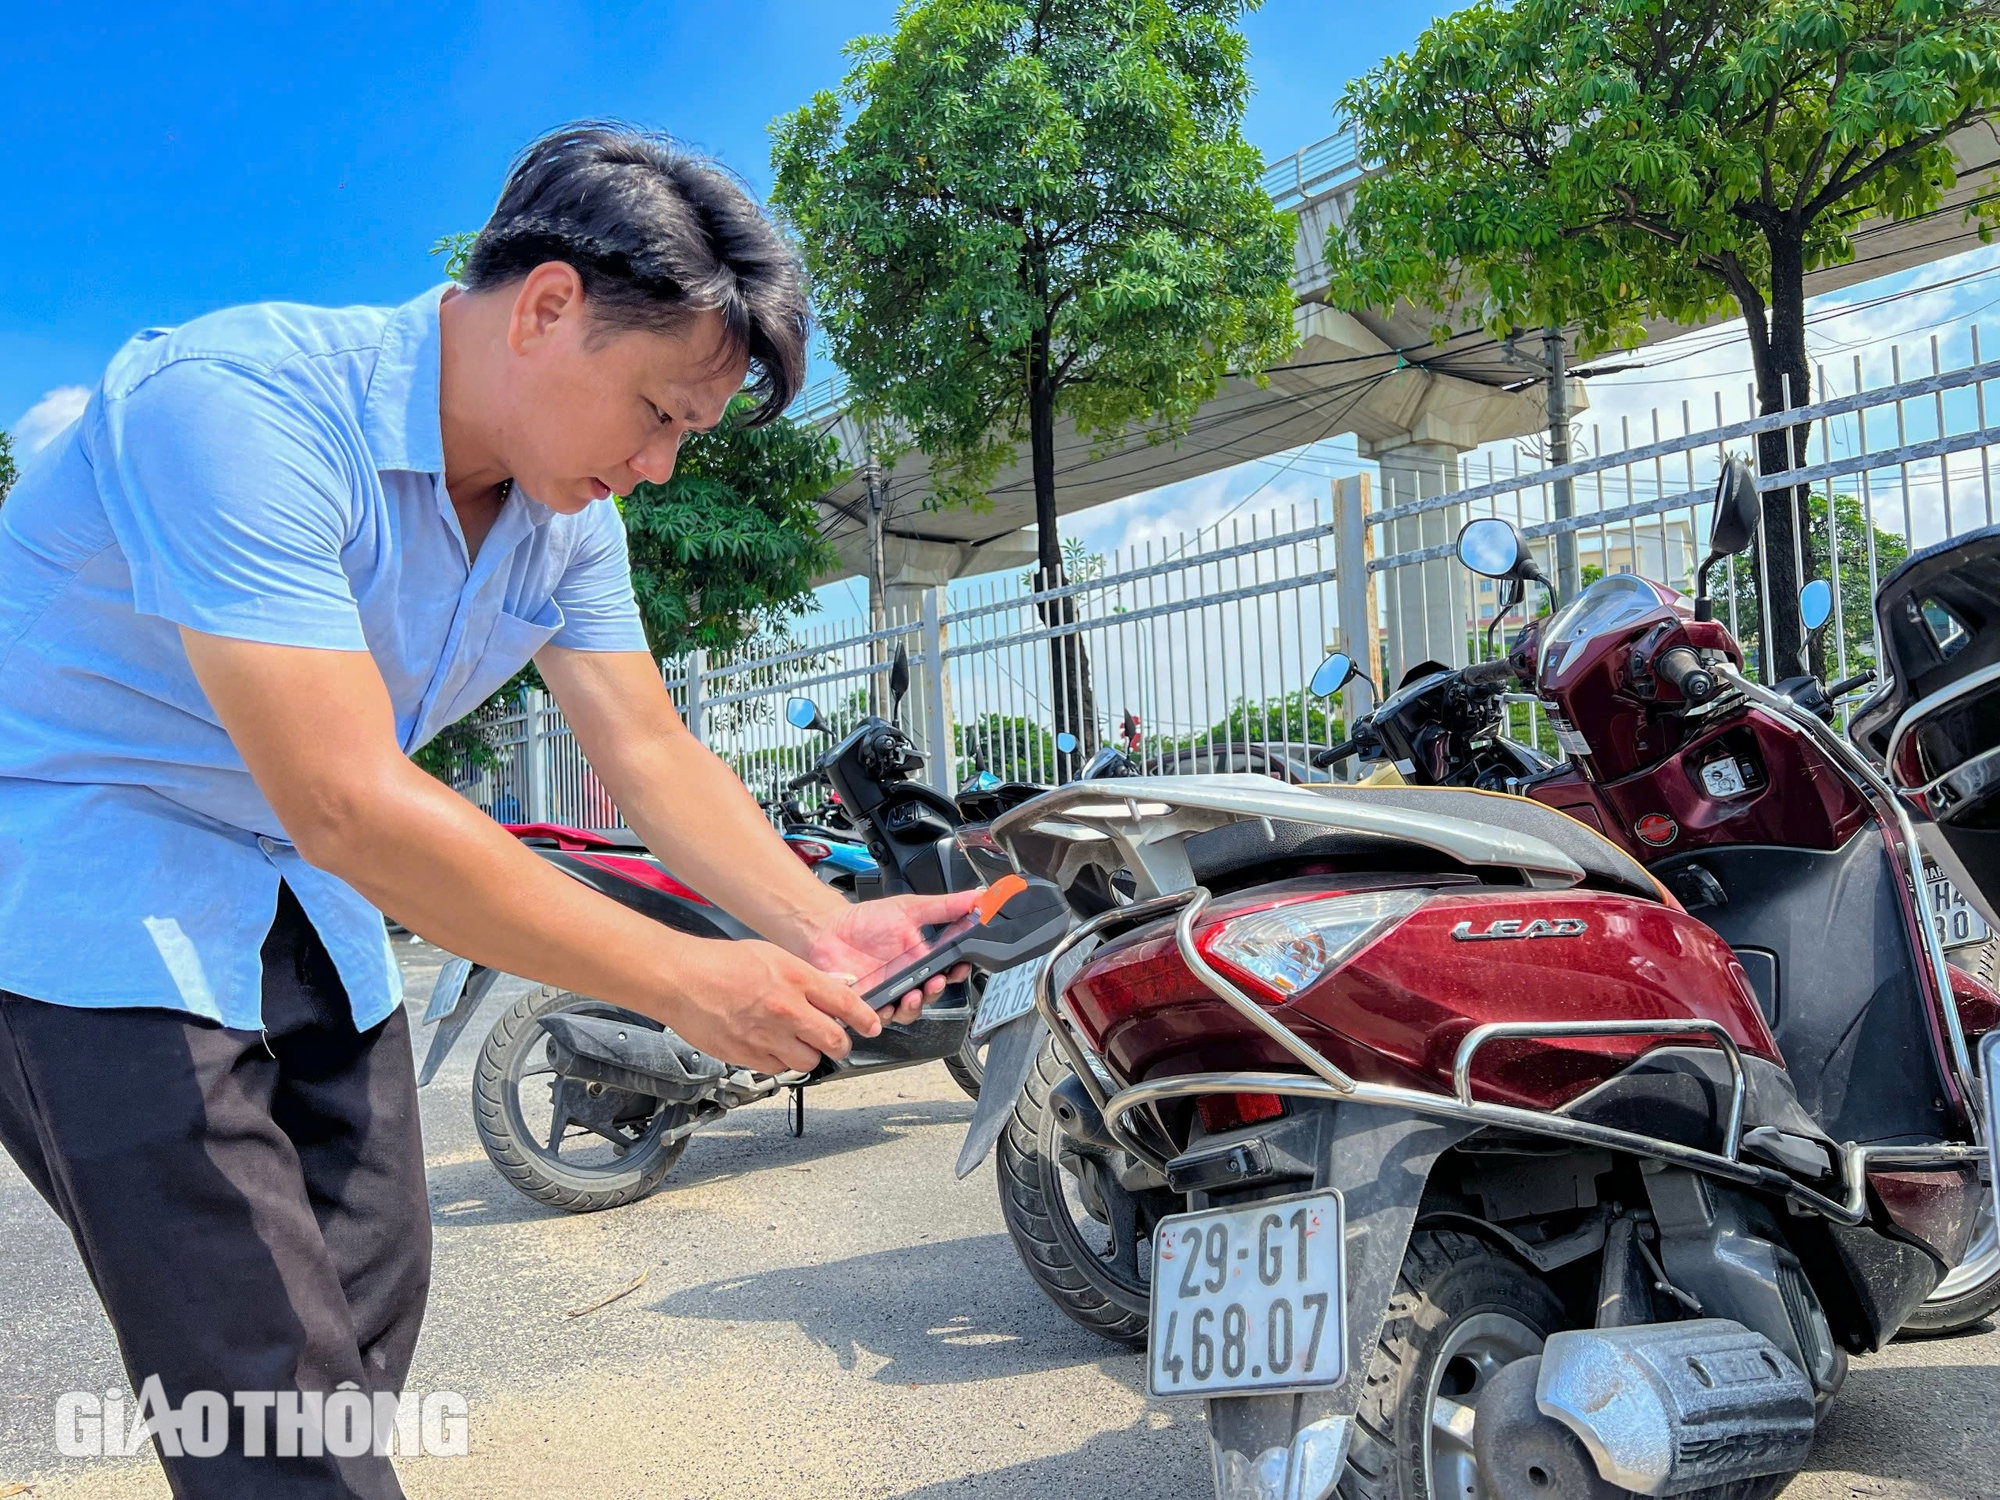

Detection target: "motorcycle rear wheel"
[1340, 1229, 1793, 1500]
[472, 987, 692, 1214]
[1901, 1192, 2000, 1337]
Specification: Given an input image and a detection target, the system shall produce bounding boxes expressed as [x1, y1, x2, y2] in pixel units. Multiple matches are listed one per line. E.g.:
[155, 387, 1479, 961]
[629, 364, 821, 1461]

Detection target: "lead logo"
[1450, 917, 1589, 942]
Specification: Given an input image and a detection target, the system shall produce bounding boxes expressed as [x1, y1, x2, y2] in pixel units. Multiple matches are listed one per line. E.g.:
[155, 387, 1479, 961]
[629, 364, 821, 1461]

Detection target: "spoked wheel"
[1904, 1185, 2000, 1336]
[995, 1037, 1158, 1346]
[472, 988, 694, 1213]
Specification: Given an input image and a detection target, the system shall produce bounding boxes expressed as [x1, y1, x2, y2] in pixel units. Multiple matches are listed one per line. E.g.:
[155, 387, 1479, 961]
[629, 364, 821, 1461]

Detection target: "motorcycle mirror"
[1708, 455, 1760, 557]
[1310, 653, 1356, 698]
[786, 696, 828, 734]
[1055, 731, 1079, 755]
[1457, 517, 1534, 580]
[888, 644, 910, 724]
[1799, 577, 1834, 633]
[1693, 455, 1761, 623]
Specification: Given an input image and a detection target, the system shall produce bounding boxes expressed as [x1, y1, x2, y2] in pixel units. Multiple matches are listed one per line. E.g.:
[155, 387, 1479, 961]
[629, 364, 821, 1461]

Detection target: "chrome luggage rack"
[986, 776, 1984, 1231]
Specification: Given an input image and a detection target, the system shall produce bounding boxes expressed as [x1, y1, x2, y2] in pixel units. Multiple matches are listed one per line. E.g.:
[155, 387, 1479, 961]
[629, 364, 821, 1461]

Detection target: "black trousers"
[0, 884, 430, 1498]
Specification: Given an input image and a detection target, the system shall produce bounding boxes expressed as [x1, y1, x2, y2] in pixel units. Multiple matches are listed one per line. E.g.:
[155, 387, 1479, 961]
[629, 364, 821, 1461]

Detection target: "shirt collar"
[360, 283, 450, 475]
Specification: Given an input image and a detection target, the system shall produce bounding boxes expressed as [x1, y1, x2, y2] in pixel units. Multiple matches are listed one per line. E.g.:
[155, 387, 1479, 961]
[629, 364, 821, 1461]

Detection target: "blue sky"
[7, 1, 1997, 630]
[0, 0, 1445, 444]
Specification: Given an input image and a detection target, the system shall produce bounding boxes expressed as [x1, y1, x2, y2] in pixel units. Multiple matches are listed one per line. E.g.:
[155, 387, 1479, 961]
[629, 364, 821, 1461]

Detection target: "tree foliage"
[1330, 0, 2000, 677]
[771, 0, 1296, 754]
[0, 430, 15, 506]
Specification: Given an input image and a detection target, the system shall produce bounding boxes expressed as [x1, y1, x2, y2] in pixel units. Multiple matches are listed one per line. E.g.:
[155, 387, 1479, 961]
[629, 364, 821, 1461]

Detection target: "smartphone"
[850, 875, 1031, 1013]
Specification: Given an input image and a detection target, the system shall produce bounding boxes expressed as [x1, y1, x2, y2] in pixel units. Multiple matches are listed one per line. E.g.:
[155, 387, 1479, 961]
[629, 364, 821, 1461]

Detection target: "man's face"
[501, 265, 751, 513]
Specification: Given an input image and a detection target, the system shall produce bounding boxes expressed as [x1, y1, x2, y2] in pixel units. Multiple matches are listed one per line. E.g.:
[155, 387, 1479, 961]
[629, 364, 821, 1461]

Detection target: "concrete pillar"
[1365, 439, 1473, 683]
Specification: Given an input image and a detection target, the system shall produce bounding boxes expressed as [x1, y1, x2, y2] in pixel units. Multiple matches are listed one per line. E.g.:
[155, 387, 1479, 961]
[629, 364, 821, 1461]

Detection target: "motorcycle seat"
[1304, 785, 1665, 901]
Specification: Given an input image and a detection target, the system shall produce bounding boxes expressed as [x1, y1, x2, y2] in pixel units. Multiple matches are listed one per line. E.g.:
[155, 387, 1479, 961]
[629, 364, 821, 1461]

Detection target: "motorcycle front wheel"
[472, 987, 693, 1213]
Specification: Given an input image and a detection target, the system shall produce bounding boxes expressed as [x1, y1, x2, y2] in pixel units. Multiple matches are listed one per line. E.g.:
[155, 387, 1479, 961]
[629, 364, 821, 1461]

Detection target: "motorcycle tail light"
[1200, 889, 1428, 1002]
[1197, 1092, 1285, 1133]
[789, 840, 833, 866]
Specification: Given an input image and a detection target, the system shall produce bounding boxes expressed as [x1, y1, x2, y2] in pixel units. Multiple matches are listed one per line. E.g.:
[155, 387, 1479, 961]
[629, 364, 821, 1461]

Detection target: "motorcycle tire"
[472, 987, 692, 1214]
[941, 975, 988, 1100]
[1339, 1229, 1791, 1500]
[1902, 945, 2000, 1337]
[995, 1036, 1149, 1347]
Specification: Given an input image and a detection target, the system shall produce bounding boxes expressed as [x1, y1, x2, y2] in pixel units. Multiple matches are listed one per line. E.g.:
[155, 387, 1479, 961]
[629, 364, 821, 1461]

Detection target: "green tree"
[771, 0, 1297, 759]
[1330, 0, 2000, 681]
[1717, 489, 1906, 676]
[0, 430, 16, 505]
[620, 394, 842, 659]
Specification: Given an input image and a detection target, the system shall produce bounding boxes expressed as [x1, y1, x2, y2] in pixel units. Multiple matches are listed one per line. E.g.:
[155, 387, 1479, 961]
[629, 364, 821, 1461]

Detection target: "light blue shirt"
[0, 285, 648, 1030]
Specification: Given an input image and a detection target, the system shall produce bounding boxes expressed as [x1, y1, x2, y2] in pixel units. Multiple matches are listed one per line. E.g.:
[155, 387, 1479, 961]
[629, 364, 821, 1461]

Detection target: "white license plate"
[970, 959, 1043, 1040]
[1927, 862, 1992, 952]
[1147, 1190, 1346, 1399]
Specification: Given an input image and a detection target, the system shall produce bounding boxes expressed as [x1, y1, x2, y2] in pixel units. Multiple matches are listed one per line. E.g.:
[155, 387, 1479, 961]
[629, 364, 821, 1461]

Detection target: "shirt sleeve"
[549, 501, 650, 653]
[96, 357, 369, 651]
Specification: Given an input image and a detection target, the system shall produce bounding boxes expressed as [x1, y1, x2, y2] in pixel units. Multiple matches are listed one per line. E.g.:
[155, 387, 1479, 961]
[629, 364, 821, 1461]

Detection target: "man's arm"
[536, 646, 976, 1023]
[178, 629, 888, 1074]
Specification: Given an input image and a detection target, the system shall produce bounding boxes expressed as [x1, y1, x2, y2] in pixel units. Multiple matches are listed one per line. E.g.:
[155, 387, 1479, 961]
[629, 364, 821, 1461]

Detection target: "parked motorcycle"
[417, 648, 1064, 1212]
[965, 459, 1996, 1499]
[760, 789, 878, 896]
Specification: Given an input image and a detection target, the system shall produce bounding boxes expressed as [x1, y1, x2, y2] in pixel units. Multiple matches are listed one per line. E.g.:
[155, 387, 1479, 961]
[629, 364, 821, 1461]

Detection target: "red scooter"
[971, 462, 1995, 1499]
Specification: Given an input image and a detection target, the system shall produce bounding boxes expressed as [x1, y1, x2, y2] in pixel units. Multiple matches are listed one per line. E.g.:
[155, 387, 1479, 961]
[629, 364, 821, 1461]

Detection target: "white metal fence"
[443, 337, 2000, 830]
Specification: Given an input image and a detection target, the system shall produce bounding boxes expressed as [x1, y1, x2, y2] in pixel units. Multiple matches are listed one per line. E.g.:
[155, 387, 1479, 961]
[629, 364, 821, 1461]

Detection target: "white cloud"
[13, 386, 90, 455]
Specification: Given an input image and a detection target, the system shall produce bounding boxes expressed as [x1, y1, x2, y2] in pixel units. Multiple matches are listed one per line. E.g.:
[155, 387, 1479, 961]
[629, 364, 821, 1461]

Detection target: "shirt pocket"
[424, 599, 566, 741]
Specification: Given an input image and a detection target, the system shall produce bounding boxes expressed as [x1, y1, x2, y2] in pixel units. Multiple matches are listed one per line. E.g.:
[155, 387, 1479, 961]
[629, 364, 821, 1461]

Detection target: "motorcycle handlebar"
[1459, 657, 1518, 687]
[1311, 737, 1361, 769]
[1655, 646, 1718, 706]
[785, 770, 822, 791]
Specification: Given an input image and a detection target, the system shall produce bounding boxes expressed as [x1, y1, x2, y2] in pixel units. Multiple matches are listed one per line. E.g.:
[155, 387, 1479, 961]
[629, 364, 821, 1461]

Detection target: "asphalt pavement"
[1, 940, 1996, 1498]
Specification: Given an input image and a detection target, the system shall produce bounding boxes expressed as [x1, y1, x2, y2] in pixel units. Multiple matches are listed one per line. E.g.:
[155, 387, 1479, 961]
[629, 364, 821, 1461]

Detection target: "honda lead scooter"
[975, 458, 1993, 1499]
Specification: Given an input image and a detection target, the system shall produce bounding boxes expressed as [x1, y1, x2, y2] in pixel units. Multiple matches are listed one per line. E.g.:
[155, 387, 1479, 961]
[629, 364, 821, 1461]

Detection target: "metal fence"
[1366, 330, 2000, 748]
[444, 335, 2000, 830]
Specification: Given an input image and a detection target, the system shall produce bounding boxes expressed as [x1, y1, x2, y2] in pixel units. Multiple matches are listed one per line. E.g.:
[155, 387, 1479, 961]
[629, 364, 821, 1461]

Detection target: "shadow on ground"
[882, 1410, 1210, 1500]
[419, 1094, 974, 1228]
[652, 1232, 1149, 1389]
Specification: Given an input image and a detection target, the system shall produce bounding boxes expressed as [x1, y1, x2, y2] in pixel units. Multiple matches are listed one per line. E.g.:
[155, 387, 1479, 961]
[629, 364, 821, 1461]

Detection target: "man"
[0, 123, 977, 1496]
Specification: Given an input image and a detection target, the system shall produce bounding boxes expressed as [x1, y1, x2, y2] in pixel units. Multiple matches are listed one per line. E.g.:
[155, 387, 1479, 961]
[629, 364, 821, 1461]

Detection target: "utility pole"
[1502, 329, 1580, 598]
[863, 424, 888, 717]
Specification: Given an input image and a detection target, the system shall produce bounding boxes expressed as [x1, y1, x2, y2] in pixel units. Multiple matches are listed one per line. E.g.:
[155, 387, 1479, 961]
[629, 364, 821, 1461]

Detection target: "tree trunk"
[1029, 326, 1099, 777]
[1750, 229, 1817, 683]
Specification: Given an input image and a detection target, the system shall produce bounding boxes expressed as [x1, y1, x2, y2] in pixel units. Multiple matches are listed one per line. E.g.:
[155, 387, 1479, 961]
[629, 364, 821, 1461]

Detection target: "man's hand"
[802, 890, 983, 1025]
[676, 938, 892, 1074]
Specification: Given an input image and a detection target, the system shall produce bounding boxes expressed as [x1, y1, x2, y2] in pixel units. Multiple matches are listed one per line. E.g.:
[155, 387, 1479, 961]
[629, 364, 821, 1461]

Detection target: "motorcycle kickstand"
[788, 1084, 806, 1138]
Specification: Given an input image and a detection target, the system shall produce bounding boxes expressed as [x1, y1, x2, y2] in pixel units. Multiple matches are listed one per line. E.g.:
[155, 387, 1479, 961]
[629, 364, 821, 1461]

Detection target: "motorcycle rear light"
[1197, 1092, 1286, 1133]
[789, 840, 833, 866]
[1200, 889, 1428, 1001]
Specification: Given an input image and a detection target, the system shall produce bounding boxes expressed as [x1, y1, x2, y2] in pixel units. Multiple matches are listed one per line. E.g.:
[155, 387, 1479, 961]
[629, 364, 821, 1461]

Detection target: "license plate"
[1926, 862, 1992, 952]
[1147, 1190, 1346, 1399]
[970, 959, 1043, 1041]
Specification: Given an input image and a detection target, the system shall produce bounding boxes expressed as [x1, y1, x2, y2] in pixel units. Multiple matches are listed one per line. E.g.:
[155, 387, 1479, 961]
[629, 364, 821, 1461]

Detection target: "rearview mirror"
[888, 644, 910, 724]
[1708, 455, 1760, 557]
[1456, 517, 1535, 580]
[785, 696, 826, 733]
[1055, 731, 1079, 755]
[1310, 653, 1356, 698]
[1800, 578, 1833, 633]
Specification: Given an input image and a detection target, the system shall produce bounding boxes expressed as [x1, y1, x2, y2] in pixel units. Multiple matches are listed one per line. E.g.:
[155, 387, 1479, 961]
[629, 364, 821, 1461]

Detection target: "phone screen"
[846, 875, 1028, 1005]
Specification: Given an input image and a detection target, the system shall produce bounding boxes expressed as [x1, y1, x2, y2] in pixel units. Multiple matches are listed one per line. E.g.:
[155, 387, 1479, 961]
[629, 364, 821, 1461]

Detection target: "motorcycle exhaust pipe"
[1049, 1070, 1119, 1150]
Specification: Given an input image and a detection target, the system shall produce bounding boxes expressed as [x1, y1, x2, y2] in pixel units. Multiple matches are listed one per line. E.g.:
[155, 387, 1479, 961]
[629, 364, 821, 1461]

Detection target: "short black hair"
[462, 123, 809, 425]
